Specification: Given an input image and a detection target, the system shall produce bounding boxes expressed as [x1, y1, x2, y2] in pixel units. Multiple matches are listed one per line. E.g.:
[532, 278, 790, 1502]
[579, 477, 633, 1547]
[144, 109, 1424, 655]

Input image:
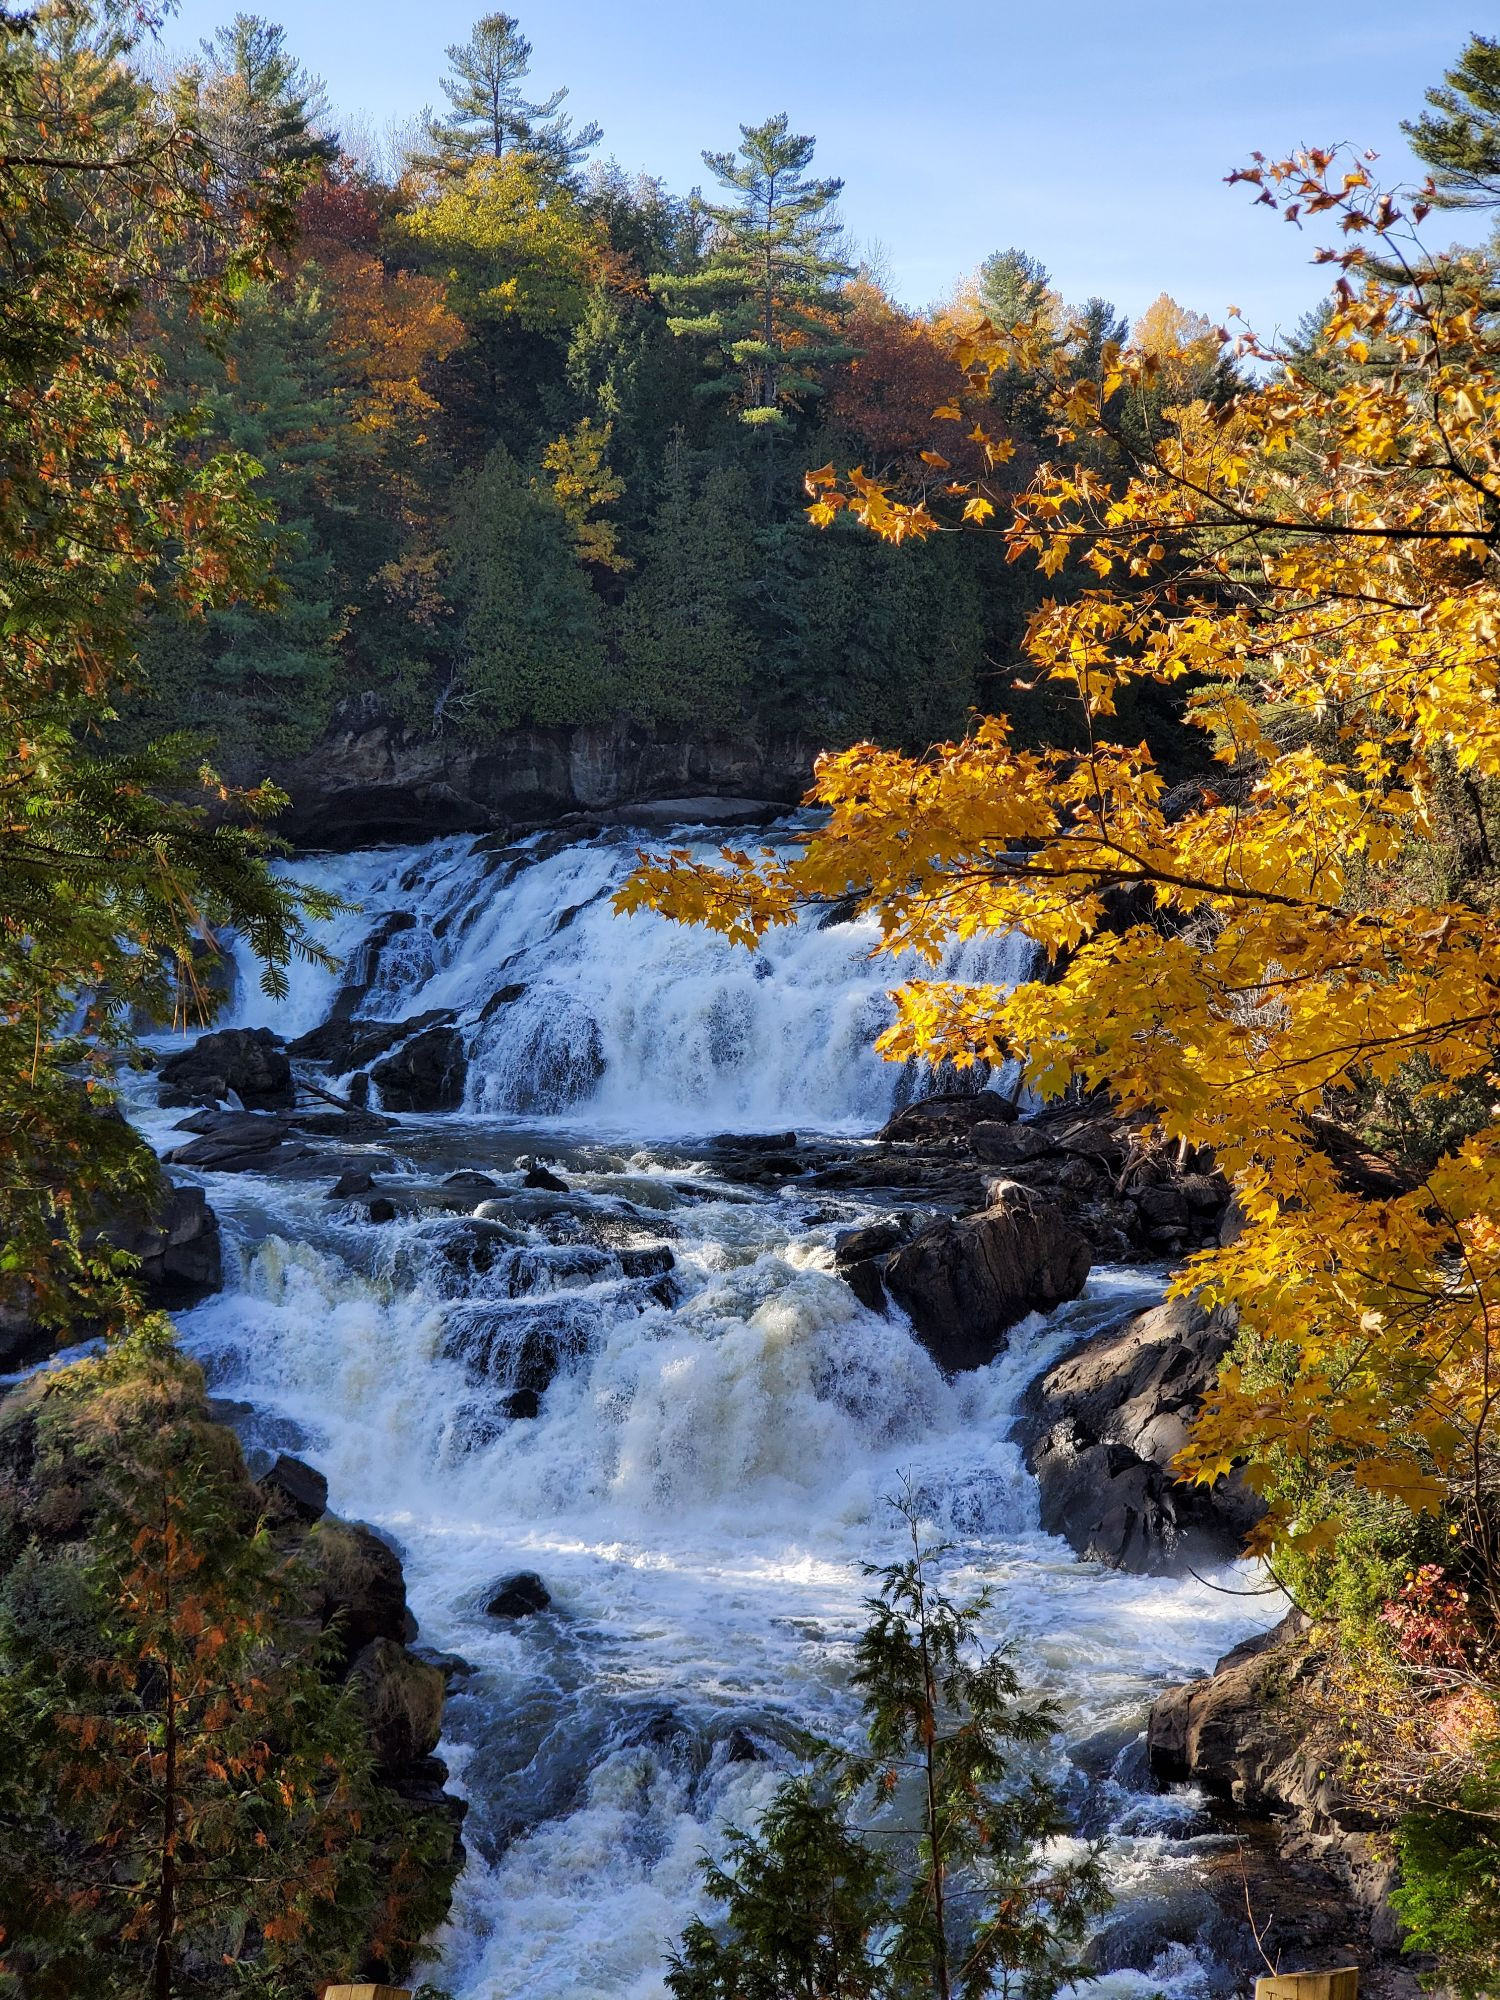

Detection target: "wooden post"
[1255, 1971, 1359, 2000]
[321, 1987, 413, 2000]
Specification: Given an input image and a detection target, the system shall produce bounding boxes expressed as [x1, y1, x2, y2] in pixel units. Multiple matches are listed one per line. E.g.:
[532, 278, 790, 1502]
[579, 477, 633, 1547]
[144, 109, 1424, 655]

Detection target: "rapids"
[145, 820, 1279, 2000]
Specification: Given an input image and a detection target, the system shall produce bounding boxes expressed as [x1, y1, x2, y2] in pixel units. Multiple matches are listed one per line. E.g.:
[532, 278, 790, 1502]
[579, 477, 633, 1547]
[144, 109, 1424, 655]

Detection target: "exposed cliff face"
[273, 698, 820, 848]
[1148, 1613, 1417, 1981]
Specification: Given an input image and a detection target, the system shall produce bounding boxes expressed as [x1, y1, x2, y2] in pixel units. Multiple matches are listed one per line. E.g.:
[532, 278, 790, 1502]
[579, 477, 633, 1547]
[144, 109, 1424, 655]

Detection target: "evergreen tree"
[171, 13, 336, 216]
[445, 443, 608, 735]
[618, 439, 754, 725]
[653, 112, 853, 500]
[420, 10, 599, 176]
[1070, 296, 1129, 379]
[763, 522, 982, 745]
[668, 1778, 888, 2000]
[1404, 34, 1500, 210]
[667, 1494, 1109, 2000]
[132, 279, 372, 767]
[976, 248, 1055, 334]
[852, 1496, 1109, 2000]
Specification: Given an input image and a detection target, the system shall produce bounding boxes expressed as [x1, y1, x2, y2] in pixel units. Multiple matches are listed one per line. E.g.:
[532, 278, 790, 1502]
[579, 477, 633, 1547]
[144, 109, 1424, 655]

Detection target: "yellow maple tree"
[622, 150, 1500, 1594]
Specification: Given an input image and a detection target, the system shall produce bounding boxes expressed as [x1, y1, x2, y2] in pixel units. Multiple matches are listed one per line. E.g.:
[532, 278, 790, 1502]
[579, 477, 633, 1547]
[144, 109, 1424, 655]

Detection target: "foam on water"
[156, 829, 1280, 1999]
[214, 830, 1032, 1135]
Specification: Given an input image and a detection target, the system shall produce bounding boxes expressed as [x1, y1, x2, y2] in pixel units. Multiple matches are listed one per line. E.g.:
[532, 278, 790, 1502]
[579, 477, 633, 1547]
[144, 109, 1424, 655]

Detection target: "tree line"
[97, 6, 1234, 772]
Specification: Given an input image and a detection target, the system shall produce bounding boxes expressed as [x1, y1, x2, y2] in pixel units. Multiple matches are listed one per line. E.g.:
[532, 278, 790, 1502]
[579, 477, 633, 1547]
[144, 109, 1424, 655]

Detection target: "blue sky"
[158, 0, 1489, 337]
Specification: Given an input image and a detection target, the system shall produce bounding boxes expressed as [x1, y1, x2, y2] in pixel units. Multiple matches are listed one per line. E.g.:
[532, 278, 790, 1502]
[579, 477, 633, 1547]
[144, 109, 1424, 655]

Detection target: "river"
[140, 821, 1277, 2000]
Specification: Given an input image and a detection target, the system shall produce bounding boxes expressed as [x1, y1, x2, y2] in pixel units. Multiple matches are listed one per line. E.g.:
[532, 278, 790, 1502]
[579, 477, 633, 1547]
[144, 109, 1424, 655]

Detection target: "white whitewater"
[154, 823, 1277, 2000]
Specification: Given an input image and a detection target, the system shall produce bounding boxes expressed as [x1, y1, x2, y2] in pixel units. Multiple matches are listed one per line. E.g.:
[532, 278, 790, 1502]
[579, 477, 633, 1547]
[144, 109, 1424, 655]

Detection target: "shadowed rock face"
[157, 1026, 292, 1110]
[369, 1025, 468, 1112]
[269, 703, 817, 849]
[1148, 1612, 1403, 1953]
[884, 1181, 1092, 1371]
[1015, 1295, 1263, 1573]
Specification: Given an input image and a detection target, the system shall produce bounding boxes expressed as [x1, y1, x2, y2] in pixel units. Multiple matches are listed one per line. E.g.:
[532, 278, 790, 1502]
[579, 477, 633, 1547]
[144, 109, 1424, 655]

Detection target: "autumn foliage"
[625, 150, 1500, 1616]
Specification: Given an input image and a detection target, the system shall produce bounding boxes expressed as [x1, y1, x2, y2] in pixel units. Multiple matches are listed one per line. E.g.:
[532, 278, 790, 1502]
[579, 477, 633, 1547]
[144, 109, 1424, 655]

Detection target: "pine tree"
[1404, 34, 1500, 210]
[666, 1493, 1109, 2000]
[975, 248, 1056, 335]
[618, 437, 754, 725]
[445, 443, 609, 735]
[653, 113, 853, 502]
[171, 12, 336, 216]
[420, 11, 599, 176]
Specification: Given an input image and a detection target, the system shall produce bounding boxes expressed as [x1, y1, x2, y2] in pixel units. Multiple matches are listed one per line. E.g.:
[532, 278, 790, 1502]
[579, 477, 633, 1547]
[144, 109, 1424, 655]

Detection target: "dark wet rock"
[348, 1636, 445, 1768]
[259, 1452, 328, 1522]
[842, 1260, 888, 1313]
[158, 1026, 292, 1110]
[307, 1518, 411, 1667]
[833, 1219, 909, 1265]
[816, 893, 862, 929]
[479, 981, 528, 1021]
[970, 1122, 1055, 1167]
[320, 911, 419, 1021]
[879, 1090, 1018, 1143]
[885, 1182, 1091, 1370]
[486, 1571, 551, 1619]
[443, 1294, 610, 1395]
[288, 1006, 456, 1074]
[328, 1169, 374, 1199]
[444, 1169, 500, 1195]
[273, 1146, 396, 1185]
[1148, 1611, 1402, 1952]
[119, 1182, 223, 1305]
[802, 1146, 986, 1208]
[163, 1112, 295, 1173]
[725, 1725, 771, 1763]
[1017, 1295, 1262, 1572]
[710, 1131, 797, 1153]
[368, 1196, 397, 1223]
[503, 1387, 541, 1419]
[370, 1024, 467, 1112]
[618, 1245, 674, 1279]
[412, 1645, 478, 1688]
[523, 1161, 569, 1192]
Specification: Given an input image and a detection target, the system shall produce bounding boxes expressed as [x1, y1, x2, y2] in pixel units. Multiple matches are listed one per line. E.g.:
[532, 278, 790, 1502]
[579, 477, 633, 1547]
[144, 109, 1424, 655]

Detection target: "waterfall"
[215, 827, 1033, 1133]
[151, 820, 1277, 2000]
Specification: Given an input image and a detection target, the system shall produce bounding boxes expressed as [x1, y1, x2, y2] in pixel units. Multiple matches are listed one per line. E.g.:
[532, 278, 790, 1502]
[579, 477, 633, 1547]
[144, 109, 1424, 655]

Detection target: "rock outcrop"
[884, 1181, 1092, 1370]
[270, 700, 817, 849]
[157, 1026, 293, 1109]
[1149, 1612, 1402, 1952]
[368, 1024, 468, 1113]
[0, 1178, 224, 1372]
[1016, 1295, 1261, 1571]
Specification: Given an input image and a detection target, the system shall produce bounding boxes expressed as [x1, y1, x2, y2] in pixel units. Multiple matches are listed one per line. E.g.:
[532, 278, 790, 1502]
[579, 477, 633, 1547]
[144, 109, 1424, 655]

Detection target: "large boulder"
[1017, 1295, 1262, 1571]
[113, 1182, 222, 1306]
[287, 1006, 456, 1074]
[485, 1571, 551, 1619]
[306, 1517, 413, 1667]
[157, 1026, 291, 1109]
[1148, 1612, 1400, 1945]
[884, 1181, 1091, 1370]
[348, 1636, 445, 1769]
[879, 1090, 1018, 1144]
[370, 1025, 467, 1112]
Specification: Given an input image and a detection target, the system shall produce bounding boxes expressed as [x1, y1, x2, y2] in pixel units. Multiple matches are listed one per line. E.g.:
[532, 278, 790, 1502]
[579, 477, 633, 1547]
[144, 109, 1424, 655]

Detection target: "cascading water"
[145, 819, 1280, 2000]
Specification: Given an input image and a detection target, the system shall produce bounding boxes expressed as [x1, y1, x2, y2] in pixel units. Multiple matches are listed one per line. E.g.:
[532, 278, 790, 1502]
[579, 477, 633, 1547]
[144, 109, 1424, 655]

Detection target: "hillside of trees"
[88, 7, 1237, 778]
